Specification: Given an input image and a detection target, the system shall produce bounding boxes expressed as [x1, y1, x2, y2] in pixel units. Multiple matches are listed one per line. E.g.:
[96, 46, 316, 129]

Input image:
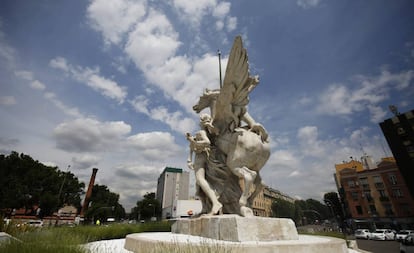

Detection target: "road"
[356, 239, 399, 253]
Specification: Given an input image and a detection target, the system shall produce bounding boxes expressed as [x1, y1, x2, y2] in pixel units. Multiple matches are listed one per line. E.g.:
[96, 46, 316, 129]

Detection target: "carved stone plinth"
[171, 215, 298, 242]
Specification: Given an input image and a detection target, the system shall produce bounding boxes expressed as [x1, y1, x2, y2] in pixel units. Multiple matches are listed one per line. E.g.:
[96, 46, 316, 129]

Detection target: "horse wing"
[214, 36, 257, 132]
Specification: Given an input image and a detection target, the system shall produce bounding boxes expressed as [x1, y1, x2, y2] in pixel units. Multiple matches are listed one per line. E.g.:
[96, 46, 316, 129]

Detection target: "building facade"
[338, 159, 414, 227]
[156, 167, 189, 219]
[251, 185, 295, 217]
[380, 109, 414, 198]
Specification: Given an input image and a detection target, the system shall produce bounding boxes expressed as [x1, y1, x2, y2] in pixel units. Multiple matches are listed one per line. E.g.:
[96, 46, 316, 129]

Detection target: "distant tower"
[156, 167, 189, 219]
[361, 155, 375, 170]
[80, 168, 98, 217]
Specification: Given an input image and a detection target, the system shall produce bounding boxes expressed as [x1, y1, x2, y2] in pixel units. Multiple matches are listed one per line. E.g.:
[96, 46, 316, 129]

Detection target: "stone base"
[171, 214, 298, 242]
[124, 232, 349, 253]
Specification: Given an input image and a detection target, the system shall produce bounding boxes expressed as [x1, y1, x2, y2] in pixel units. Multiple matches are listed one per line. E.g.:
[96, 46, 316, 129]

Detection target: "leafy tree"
[131, 192, 161, 221]
[324, 192, 345, 227]
[85, 184, 125, 222]
[271, 198, 295, 219]
[0, 152, 84, 217]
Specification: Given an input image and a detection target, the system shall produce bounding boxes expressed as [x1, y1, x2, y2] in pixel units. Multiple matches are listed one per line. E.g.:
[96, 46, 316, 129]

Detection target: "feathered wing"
[213, 36, 258, 133]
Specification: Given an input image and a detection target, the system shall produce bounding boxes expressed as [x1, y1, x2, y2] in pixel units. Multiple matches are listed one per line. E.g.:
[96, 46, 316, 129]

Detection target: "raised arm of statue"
[242, 111, 269, 142]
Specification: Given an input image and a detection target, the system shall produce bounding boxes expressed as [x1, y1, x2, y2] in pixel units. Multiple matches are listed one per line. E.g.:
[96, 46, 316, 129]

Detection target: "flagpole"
[218, 50, 222, 89]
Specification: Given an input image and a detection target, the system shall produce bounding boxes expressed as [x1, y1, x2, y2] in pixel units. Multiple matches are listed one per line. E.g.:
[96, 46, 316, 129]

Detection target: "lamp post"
[57, 165, 71, 207]
[149, 204, 156, 221]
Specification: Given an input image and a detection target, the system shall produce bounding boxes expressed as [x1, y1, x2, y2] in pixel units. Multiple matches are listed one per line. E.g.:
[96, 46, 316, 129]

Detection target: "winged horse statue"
[192, 36, 270, 217]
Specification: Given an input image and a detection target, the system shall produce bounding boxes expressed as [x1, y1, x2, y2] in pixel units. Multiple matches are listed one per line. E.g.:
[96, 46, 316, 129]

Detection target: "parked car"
[400, 234, 414, 253]
[355, 229, 371, 239]
[396, 230, 414, 242]
[370, 229, 395, 240]
[27, 220, 43, 227]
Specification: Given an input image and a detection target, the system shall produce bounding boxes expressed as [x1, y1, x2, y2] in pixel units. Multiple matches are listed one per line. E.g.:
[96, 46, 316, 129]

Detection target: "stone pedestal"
[124, 215, 349, 253]
[171, 214, 298, 241]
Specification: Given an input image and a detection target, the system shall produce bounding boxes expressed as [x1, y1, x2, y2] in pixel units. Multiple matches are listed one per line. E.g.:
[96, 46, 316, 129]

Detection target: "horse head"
[193, 88, 220, 114]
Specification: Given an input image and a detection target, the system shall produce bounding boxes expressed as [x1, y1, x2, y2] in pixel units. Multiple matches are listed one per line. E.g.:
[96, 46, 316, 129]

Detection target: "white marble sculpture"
[187, 36, 270, 217]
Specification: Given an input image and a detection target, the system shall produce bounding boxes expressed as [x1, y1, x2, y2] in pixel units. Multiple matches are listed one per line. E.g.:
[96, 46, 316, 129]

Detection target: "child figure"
[186, 114, 222, 215]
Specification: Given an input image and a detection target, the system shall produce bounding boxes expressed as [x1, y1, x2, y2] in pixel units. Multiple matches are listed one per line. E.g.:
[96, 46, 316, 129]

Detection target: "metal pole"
[218, 50, 222, 89]
[58, 165, 71, 207]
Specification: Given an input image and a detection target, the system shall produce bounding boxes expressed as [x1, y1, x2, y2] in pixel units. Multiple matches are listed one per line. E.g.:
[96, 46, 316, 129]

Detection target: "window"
[392, 188, 403, 197]
[356, 205, 363, 215]
[364, 191, 372, 201]
[369, 205, 376, 213]
[378, 189, 387, 197]
[400, 203, 411, 216]
[383, 204, 394, 216]
[351, 192, 359, 201]
[389, 174, 397, 185]
[373, 175, 382, 183]
[348, 180, 355, 188]
[359, 177, 368, 184]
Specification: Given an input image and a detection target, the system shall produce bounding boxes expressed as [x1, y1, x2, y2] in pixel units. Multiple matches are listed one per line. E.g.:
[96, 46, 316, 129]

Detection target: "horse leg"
[247, 173, 264, 207]
[229, 166, 256, 206]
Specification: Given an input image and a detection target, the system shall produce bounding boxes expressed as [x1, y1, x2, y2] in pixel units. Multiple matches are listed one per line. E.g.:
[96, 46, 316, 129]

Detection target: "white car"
[397, 230, 414, 241]
[400, 234, 414, 253]
[354, 229, 371, 239]
[370, 229, 395, 240]
[27, 220, 43, 227]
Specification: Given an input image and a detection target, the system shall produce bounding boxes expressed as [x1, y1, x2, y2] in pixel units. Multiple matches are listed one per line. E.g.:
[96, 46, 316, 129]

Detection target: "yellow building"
[250, 185, 295, 217]
[335, 159, 363, 188]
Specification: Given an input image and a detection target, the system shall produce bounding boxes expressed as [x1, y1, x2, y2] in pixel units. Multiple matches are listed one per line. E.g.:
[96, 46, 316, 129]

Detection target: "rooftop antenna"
[389, 105, 400, 116]
[359, 132, 367, 156]
[218, 50, 222, 89]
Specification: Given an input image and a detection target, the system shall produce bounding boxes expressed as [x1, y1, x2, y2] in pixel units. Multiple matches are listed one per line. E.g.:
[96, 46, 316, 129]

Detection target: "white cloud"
[226, 16, 237, 32]
[212, 2, 230, 18]
[14, 70, 46, 90]
[49, 57, 70, 72]
[129, 95, 149, 114]
[53, 118, 131, 152]
[44, 92, 83, 118]
[288, 170, 301, 177]
[49, 57, 127, 104]
[316, 68, 414, 122]
[171, 0, 236, 32]
[297, 126, 325, 157]
[150, 106, 196, 133]
[87, 0, 147, 45]
[297, 0, 322, 9]
[127, 131, 181, 160]
[72, 154, 100, 170]
[30, 80, 46, 90]
[0, 96, 16, 106]
[0, 21, 16, 68]
[172, 0, 217, 27]
[125, 9, 181, 70]
[130, 95, 196, 133]
[14, 70, 34, 81]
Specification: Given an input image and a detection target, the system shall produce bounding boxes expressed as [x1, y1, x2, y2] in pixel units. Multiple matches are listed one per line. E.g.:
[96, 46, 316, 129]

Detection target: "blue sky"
[1, 0, 413, 211]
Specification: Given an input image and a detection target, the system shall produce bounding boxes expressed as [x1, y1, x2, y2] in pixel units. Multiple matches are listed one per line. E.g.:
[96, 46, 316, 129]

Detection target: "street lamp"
[57, 165, 71, 207]
[148, 204, 156, 221]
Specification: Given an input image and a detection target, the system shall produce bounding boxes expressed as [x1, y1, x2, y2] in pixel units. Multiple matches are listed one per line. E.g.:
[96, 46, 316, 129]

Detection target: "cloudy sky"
[1, 0, 413, 211]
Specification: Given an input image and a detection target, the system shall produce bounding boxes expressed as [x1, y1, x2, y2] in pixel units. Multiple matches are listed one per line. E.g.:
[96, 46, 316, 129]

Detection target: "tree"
[324, 192, 345, 228]
[272, 199, 295, 219]
[131, 192, 161, 221]
[85, 184, 126, 222]
[0, 151, 84, 217]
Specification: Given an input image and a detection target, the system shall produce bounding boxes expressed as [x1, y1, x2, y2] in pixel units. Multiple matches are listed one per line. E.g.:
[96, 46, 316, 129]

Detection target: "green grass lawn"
[0, 222, 171, 253]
